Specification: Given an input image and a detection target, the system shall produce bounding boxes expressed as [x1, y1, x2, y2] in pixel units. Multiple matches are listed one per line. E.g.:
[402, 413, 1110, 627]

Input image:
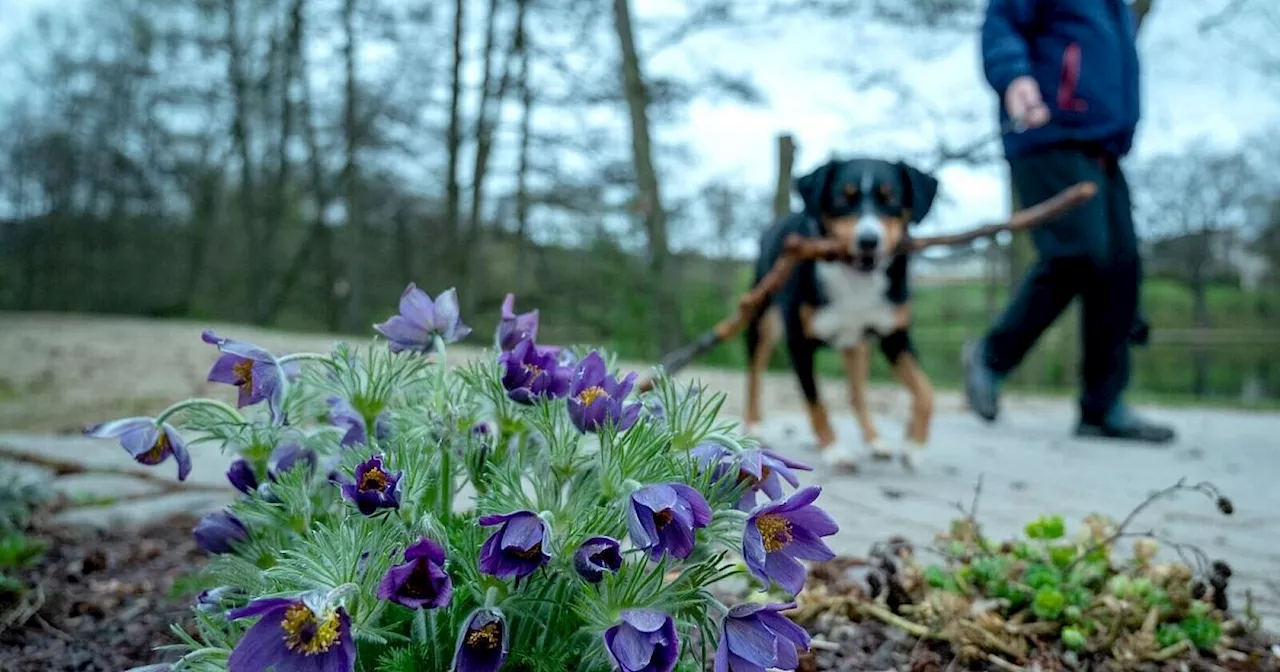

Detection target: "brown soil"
[0, 513, 206, 672]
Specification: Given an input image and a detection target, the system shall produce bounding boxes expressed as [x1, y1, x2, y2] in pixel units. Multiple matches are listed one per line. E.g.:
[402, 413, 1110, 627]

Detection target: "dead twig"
[0, 444, 227, 498]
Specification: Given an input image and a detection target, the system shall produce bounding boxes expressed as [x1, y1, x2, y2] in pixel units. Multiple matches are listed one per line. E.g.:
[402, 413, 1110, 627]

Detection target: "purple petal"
[784, 525, 836, 562]
[207, 353, 244, 384]
[432, 287, 462, 331]
[227, 597, 295, 621]
[632, 484, 678, 513]
[622, 609, 670, 634]
[725, 617, 778, 666]
[226, 607, 296, 672]
[757, 610, 810, 650]
[398, 283, 435, 326]
[764, 552, 808, 595]
[670, 484, 713, 527]
[607, 624, 656, 670]
[499, 515, 545, 551]
[84, 416, 153, 439]
[374, 314, 429, 345]
[784, 505, 840, 538]
[201, 330, 274, 363]
[163, 424, 192, 481]
[404, 537, 447, 565]
[479, 511, 524, 527]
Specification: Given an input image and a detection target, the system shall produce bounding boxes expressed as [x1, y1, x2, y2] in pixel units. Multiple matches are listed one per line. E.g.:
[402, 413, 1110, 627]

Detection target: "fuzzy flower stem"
[277, 352, 333, 366]
[432, 334, 447, 362]
[154, 398, 245, 426]
[438, 444, 453, 523]
[483, 586, 499, 609]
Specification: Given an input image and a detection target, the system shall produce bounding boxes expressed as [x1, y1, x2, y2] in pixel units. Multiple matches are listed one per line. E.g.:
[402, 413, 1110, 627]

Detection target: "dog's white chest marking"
[810, 262, 899, 348]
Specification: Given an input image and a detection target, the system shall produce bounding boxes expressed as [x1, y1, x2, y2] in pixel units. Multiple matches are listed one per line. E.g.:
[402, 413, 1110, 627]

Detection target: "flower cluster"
[84, 283, 841, 672]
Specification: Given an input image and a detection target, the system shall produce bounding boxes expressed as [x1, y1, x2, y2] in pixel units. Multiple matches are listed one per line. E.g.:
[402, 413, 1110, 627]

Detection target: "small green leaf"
[1041, 515, 1066, 540]
[1157, 623, 1189, 649]
[1180, 616, 1222, 651]
[1024, 521, 1045, 539]
[1023, 563, 1062, 590]
[1032, 587, 1067, 620]
[1061, 626, 1087, 651]
[924, 566, 948, 589]
[1048, 545, 1076, 568]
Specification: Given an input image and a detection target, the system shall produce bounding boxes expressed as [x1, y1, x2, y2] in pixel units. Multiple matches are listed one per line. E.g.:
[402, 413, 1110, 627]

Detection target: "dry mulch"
[0, 513, 206, 672]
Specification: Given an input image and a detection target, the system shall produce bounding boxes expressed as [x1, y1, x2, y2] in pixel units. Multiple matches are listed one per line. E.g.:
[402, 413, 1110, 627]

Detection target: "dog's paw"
[819, 446, 859, 473]
[865, 438, 895, 462]
[899, 440, 927, 472]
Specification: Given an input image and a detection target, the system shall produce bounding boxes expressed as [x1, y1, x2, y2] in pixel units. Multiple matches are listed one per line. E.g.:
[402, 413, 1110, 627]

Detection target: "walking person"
[964, 0, 1175, 444]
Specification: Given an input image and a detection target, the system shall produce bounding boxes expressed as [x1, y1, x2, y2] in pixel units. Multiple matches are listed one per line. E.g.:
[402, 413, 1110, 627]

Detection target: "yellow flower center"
[652, 509, 674, 530]
[233, 359, 254, 386]
[523, 363, 543, 380]
[466, 622, 502, 650]
[577, 385, 608, 407]
[140, 432, 170, 463]
[281, 603, 342, 655]
[359, 467, 390, 492]
[755, 513, 793, 553]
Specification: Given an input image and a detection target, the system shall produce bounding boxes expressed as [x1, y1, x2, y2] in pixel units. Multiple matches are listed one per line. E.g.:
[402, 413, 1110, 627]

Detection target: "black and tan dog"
[742, 157, 940, 471]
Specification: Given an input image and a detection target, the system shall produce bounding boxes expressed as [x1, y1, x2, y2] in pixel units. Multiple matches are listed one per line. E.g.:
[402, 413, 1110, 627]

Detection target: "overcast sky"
[3, 0, 1277, 248]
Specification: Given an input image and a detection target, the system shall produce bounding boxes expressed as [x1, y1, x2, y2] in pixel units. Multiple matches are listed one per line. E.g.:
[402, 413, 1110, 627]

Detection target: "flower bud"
[193, 509, 249, 555]
[226, 458, 258, 494]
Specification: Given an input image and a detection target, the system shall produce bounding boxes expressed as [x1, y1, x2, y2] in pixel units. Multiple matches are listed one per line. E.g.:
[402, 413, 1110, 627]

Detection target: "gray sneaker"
[1075, 405, 1176, 445]
[963, 339, 1002, 423]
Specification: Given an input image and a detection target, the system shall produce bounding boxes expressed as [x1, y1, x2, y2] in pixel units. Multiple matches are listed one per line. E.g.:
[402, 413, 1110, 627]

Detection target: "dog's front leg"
[841, 342, 891, 461]
[890, 350, 934, 470]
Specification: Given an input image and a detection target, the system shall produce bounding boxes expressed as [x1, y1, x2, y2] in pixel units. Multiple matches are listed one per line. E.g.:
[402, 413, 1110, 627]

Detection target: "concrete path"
[3, 400, 1278, 629]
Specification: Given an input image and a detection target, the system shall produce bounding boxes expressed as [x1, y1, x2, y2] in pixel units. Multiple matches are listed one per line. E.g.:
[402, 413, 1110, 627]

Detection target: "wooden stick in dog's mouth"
[635, 181, 1098, 393]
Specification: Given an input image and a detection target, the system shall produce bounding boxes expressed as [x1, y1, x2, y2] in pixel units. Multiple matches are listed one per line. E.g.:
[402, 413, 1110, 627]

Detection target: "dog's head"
[794, 158, 939, 273]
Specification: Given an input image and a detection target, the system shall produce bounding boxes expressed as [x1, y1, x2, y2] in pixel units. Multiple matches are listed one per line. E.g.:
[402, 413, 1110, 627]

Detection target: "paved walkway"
[3, 400, 1278, 629]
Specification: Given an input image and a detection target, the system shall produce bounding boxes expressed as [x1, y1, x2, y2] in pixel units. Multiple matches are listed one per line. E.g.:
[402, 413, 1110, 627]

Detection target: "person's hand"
[1005, 75, 1050, 129]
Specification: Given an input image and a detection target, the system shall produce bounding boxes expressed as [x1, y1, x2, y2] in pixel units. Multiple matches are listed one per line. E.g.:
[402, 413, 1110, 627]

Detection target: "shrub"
[86, 285, 837, 672]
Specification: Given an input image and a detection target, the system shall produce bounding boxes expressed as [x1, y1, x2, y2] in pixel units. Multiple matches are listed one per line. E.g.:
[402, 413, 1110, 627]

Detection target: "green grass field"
[652, 273, 1280, 408]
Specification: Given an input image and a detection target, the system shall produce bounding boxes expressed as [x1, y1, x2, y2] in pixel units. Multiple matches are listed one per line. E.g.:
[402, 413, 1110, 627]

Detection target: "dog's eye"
[876, 186, 898, 206]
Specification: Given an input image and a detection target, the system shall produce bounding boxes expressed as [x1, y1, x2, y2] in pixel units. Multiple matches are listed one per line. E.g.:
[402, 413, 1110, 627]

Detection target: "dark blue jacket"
[981, 0, 1141, 159]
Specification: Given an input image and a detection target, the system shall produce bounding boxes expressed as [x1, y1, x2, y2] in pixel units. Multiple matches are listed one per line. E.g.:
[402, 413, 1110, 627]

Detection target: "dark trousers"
[983, 145, 1141, 423]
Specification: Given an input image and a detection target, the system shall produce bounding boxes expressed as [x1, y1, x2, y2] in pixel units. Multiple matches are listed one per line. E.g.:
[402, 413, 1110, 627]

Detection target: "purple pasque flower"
[495, 293, 540, 352]
[327, 396, 391, 447]
[627, 483, 712, 561]
[340, 455, 402, 516]
[85, 417, 192, 481]
[374, 283, 472, 354]
[573, 536, 623, 584]
[201, 330, 286, 418]
[478, 510, 550, 580]
[736, 449, 811, 507]
[226, 458, 258, 494]
[268, 442, 317, 481]
[714, 601, 810, 672]
[227, 596, 355, 672]
[743, 486, 838, 596]
[499, 337, 571, 405]
[376, 536, 452, 610]
[453, 607, 508, 672]
[193, 509, 249, 555]
[604, 609, 680, 672]
[567, 351, 642, 433]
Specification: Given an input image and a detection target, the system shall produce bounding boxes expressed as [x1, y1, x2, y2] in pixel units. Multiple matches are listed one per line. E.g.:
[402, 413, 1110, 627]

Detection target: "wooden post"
[773, 134, 795, 221]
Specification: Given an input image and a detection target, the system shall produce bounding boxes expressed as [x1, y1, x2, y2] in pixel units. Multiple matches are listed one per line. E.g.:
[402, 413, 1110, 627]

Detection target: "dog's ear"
[794, 159, 839, 220]
[897, 161, 939, 224]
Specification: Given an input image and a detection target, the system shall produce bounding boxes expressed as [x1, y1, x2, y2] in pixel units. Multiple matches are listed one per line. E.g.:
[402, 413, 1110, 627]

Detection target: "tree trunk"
[513, 0, 534, 289]
[611, 0, 680, 354]
[339, 0, 363, 332]
[223, 0, 258, 322]
[460, 0, 523, 315]
[443, 0, 464, 268]
[773, 134, 794, 221]
[252, 0, 305, 324]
